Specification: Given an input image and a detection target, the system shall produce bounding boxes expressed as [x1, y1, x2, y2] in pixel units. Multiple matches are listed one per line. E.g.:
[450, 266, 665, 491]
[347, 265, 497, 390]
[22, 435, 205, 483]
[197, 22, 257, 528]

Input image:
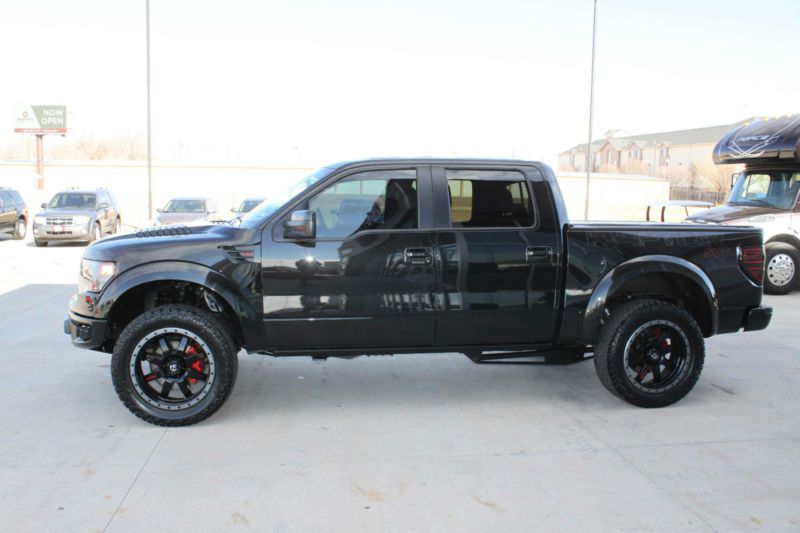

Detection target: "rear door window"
[446, 170, 535, 228]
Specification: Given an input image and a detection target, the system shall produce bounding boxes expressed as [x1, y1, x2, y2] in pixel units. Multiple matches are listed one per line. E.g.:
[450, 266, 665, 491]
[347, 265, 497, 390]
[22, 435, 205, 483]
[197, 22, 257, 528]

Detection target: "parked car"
[0, 187, 28, 240]
[65, 158, 771, 426]
[231, 197, 265, 215]
[156, 197, 217, 225]
[688, 114, 800, 294]
[33, 188, 121, 247]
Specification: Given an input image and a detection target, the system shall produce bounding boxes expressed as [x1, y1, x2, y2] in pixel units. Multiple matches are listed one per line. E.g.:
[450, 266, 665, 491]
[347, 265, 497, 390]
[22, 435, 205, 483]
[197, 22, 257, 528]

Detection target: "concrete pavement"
[0, 234, 798, 532]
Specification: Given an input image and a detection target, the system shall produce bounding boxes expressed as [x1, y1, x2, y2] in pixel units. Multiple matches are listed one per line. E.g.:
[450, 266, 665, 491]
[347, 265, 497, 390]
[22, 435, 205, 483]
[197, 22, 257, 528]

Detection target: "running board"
[464, 350, 592, 365]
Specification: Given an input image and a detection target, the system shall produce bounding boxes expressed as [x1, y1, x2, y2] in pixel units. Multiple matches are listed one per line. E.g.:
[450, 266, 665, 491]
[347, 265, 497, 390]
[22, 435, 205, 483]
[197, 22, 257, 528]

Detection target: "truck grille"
[46, 217, 74, 225]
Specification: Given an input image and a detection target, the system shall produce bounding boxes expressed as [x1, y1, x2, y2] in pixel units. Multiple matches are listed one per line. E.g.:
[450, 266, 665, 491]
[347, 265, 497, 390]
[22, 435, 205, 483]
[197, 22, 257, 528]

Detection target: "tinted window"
[163, 199, 206, 213]
[98, 191, 111, 206]
[307, 169, 418, 239]
[446, 170, 534, 228]
[0, 191, 12, 205]
[729, 171, 800, 209]
[48, 193, 96, 209]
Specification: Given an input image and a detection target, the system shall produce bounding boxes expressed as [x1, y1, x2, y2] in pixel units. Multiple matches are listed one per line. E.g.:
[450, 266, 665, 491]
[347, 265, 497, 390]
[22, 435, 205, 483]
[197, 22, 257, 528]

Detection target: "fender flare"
[582, 255, 719, 340]
[97, 261, 264, 348]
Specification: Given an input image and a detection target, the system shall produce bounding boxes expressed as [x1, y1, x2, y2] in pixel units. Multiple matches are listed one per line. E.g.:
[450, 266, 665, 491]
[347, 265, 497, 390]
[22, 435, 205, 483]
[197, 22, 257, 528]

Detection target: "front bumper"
[64, 311, 108, 350]
[743, 305, 772, 332]
[33, 223, 91, 241]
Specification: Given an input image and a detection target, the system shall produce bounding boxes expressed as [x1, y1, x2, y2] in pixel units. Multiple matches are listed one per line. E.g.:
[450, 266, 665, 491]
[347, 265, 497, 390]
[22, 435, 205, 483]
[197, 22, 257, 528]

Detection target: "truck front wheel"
[594, 299, 705, 408]
[764, 242, 798, 295]
[111, 305, 238, 426]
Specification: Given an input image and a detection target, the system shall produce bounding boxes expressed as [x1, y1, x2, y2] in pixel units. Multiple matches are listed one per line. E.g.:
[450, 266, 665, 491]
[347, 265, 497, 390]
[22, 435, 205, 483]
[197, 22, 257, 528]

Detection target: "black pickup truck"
[65, 159, 772, 426]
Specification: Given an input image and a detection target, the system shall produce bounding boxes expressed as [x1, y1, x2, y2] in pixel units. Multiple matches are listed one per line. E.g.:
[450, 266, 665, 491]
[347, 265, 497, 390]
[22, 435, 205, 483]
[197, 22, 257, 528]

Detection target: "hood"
[36, 208, 96, 218]
[687, 204, 785, 224]
[83, 223, 259, 266]
[155, 212, 209, 225]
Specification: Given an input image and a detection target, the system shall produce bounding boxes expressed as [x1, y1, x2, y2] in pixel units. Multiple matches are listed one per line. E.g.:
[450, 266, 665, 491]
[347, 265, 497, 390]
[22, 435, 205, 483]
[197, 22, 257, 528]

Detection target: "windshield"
[163, 199, 206, 213]
[239, 199, 264, 213]
[48, 193, 96, 209]
[238, 168, 332, 228]
[728, 170, 800, 210]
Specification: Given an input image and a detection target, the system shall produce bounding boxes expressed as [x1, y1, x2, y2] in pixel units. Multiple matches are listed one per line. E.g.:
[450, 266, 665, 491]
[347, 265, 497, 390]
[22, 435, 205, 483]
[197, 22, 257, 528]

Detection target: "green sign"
[15, 105, 67, 134]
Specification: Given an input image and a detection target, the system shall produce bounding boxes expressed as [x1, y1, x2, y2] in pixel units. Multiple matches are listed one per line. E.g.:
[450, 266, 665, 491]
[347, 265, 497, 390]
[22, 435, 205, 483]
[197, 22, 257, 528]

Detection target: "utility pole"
[583, 0, 598, 220]
[146, 0, 154, 219]
[35, 134, 44, 189]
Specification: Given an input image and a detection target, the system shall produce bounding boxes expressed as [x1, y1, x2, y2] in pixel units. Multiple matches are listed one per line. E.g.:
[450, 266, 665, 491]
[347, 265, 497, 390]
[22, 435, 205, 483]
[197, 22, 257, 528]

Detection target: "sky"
[1, 0, 798, 167]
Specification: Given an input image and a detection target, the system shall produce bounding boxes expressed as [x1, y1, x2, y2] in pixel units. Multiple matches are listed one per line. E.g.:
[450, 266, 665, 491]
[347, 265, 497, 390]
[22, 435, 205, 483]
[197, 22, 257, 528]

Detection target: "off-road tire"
[594, 299, 705, 408]
[111, 305, 239, 426]
[764, 242, 798, 295]
[12, 218, 26, 240]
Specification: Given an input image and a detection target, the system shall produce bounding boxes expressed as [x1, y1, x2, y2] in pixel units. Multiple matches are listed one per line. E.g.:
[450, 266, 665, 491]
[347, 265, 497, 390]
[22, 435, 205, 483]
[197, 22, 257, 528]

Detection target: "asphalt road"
[0, 233, 798, 532]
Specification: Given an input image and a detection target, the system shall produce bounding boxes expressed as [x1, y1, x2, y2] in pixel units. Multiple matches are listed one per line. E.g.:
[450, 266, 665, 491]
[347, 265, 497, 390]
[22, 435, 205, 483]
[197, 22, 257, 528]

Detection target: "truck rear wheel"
[111, 305, 238, 426]
[594, 299, 705, 408]
[764, 242, 798, 295]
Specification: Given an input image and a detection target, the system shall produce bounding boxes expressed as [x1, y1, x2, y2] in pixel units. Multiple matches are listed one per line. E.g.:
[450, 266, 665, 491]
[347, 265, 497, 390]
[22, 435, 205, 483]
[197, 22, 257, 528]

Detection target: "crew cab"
[688, 114, 800, 295]
[64, 159, 772, 426]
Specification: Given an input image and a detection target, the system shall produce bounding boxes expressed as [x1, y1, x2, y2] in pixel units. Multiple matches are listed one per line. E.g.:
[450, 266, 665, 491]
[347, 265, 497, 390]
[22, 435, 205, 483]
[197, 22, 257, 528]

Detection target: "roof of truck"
[325, 157, 544, 170]
[713, 115, 800, 165]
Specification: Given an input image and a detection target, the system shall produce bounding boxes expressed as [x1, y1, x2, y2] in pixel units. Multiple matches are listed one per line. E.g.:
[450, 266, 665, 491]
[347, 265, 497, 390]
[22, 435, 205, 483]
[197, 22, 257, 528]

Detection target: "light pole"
[146, 0, 153, 220]
[584, 0, 598, 220]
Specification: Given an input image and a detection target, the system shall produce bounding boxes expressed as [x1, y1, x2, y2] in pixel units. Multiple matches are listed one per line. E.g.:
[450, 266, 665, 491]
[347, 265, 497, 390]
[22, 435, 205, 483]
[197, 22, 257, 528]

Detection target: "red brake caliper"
[185, 344, 205, 384]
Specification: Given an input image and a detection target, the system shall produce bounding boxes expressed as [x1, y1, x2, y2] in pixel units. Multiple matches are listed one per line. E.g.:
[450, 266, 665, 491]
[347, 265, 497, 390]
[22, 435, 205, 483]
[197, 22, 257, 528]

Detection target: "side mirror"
[283, 210, 315, 240]
[230, 207, 238, 213]
[156, 208, 163, 213]
[100, 202, 109, 209]
[41, 202, 47, 209]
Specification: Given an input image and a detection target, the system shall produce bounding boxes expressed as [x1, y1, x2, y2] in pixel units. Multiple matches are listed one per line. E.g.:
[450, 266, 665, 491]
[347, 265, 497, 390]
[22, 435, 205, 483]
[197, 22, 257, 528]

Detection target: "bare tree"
[691, 161, 742, 193]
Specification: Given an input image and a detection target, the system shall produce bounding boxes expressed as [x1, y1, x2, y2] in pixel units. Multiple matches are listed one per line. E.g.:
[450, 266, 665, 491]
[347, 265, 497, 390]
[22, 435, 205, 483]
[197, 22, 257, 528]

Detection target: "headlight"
[73, 215, 91, 225]
[78, 259, 116, 293]
[34, 215, 45, 225]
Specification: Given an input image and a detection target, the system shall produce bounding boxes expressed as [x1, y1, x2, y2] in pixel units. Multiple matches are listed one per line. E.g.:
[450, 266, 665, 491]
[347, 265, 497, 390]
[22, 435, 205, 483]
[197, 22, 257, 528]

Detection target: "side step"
[464, 350, 592, 365]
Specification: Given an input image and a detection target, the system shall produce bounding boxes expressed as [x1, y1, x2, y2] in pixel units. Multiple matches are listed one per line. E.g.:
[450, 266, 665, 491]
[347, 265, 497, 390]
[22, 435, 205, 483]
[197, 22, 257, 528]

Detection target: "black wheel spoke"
[652, 364, 663, 382]
[188, 368, 207, 381]
[655, 331, 668, 346]
[179, 380, 194, 399]
[185, 355, 202, 366]
[635, 366, 649, 383]
[160, 381, 174, 398]
[146, 353, 164, 366]
[143, 371, 161, 382]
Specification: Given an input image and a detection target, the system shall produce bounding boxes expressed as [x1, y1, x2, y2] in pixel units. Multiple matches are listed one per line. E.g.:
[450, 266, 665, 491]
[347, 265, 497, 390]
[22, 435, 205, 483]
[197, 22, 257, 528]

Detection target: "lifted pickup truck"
[688, 114, 800, 295]
[65, 159, 772, 425]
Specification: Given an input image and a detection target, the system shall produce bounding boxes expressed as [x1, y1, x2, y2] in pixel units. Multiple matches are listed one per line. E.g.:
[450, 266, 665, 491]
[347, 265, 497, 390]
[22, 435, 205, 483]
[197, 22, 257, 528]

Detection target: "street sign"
[14, 105, 67, 134]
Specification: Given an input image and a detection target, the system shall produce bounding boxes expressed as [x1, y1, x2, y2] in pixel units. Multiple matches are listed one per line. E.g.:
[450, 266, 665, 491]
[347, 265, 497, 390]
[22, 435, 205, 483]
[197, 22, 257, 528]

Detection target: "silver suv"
[33, 188, 122, 247]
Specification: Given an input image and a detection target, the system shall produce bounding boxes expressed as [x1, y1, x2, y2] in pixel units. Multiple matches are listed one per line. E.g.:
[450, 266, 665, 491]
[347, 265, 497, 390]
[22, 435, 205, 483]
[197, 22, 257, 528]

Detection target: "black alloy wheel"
[594, 299, 705, 408]
[111, 305, 238, 426]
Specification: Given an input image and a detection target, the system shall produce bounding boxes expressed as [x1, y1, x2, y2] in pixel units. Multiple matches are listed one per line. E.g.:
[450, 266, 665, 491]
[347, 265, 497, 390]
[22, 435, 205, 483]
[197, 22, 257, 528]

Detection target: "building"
[558, 119, 749, 188]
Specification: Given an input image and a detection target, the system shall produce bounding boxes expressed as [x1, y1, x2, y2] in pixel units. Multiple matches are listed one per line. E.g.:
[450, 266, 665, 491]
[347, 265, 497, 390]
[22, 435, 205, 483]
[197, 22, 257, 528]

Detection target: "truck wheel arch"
[765, 233, 800, 251]
[582, 255, 719, 341]
[98, 262, 264, 351]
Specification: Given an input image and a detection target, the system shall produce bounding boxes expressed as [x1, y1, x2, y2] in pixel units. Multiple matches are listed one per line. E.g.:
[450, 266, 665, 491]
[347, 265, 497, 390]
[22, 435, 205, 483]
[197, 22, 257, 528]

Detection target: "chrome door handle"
[404, 247, 433, 265]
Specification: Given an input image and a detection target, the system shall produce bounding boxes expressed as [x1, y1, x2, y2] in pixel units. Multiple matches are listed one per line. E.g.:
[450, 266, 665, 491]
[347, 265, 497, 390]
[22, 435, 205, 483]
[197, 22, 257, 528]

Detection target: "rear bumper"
[743, 305, 772, 332]
[64, 311, 108, 350]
